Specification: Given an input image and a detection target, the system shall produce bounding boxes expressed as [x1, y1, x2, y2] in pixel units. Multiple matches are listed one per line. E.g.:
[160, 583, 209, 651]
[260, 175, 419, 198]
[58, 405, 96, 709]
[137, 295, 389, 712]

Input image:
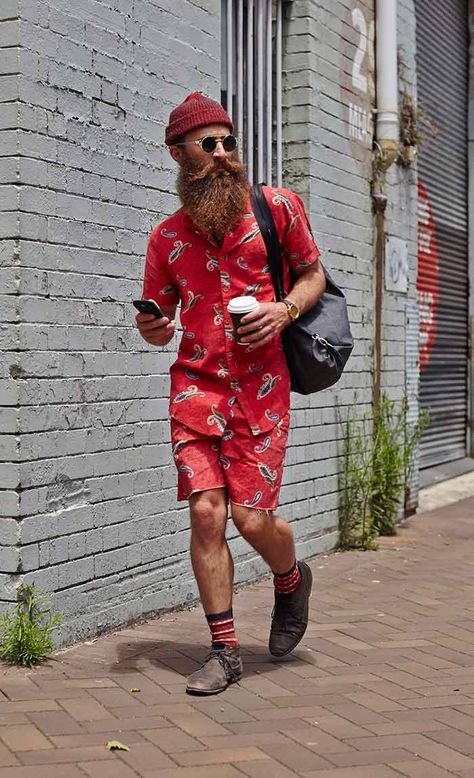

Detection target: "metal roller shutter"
[416, 0, 469, 468]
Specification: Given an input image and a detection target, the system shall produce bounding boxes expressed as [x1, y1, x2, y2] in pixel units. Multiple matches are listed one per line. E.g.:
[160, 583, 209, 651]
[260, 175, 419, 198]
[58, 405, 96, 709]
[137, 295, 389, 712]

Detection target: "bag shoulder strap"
[251, 183, 285, 301]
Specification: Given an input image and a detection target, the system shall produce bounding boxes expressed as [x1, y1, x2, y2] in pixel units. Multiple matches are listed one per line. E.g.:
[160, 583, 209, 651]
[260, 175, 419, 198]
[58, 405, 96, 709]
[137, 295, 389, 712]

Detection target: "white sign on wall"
[385, 236, 408, 293]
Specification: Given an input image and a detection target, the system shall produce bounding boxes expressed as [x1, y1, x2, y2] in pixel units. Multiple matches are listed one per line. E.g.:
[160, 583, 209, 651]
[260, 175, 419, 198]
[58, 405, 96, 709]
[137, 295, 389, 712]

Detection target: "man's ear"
[169, 146, 182, 163]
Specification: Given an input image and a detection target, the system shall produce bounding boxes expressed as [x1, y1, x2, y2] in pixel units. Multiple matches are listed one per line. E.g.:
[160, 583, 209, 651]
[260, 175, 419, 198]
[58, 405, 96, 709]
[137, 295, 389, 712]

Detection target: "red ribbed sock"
[206, 609, 239, 649]
[273, 560, 302, 595]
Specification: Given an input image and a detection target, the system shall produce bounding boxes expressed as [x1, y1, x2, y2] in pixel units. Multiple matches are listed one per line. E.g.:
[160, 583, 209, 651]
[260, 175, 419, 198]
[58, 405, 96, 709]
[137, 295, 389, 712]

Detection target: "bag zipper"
[313, 334, 335, 349]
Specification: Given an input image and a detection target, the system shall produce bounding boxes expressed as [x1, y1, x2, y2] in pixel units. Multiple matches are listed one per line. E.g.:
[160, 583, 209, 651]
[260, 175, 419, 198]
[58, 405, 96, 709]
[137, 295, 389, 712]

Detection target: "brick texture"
[1, 0, 423, 643]
[0, 502, 472, 776]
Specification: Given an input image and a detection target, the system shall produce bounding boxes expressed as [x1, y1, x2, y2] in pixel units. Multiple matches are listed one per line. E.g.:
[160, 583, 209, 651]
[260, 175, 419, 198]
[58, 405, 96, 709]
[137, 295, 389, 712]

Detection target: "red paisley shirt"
[142, 186, 320, 437]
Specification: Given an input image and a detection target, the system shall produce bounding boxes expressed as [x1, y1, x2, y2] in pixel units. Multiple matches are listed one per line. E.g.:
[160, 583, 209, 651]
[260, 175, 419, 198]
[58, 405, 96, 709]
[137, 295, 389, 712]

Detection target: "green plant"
[397, 91, 439, 167]
[371, 395, 406, 536]
[338, 394, 429, 548]
[338, 399, 379, 551]
[402, 403, 430, 509]
[0, 584, 62, 667]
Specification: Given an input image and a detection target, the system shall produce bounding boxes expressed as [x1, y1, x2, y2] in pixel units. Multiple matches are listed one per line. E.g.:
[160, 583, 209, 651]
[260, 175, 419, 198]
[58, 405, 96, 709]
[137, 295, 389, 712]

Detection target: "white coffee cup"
[227, 296, 260, 343]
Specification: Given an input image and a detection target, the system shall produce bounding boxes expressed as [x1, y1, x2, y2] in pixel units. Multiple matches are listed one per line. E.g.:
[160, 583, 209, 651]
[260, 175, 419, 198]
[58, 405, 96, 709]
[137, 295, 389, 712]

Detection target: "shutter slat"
[416, 0, 469, 470]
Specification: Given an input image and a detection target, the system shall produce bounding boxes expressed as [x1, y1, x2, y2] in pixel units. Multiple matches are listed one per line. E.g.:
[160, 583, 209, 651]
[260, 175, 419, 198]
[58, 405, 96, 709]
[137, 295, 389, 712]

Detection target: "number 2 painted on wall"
[351, 7, 374, 95]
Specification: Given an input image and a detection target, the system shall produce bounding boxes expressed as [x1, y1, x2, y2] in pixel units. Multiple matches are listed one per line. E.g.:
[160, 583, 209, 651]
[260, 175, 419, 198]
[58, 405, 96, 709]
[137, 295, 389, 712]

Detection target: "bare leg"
[189, 488, 233, 614]
[231, 504, 295, 573]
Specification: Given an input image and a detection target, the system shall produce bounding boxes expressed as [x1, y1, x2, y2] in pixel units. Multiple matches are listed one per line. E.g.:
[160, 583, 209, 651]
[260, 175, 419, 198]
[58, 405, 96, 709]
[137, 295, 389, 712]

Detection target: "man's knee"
[231, 504, 272, 544]
[190, 489, 227, 548]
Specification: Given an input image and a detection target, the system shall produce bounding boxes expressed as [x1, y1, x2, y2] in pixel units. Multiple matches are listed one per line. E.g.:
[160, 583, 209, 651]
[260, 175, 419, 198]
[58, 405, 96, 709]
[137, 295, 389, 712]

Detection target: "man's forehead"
[183, 123, 231, 141]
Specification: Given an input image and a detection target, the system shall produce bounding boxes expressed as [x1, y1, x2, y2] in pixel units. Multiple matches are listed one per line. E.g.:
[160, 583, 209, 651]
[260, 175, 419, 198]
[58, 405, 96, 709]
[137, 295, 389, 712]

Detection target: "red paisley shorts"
[170, 406, 290, 510]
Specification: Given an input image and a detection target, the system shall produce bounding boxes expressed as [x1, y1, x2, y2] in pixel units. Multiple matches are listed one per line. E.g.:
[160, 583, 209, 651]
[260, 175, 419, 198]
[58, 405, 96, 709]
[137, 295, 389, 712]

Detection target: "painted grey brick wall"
[384, 0, 420, 504]
[1, 0, 236, 641]
[1, 0, 420, 643]
[1, 0, 22, 600]
[281, 0, 376, 542]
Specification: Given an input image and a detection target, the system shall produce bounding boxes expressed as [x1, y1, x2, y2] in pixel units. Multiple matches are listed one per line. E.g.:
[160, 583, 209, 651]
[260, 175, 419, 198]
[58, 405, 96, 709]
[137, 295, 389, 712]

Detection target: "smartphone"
[133, 299, 166, 318]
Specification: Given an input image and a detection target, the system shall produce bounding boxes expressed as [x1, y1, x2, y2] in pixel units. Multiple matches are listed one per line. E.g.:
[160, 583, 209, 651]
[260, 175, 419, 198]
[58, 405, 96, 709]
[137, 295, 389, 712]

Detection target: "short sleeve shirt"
[142, 186, 321, 437]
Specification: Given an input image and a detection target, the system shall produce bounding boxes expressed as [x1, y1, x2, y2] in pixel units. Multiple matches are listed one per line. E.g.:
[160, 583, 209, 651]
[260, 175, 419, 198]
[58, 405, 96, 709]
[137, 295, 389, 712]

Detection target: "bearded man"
[135, 92, 326, 695]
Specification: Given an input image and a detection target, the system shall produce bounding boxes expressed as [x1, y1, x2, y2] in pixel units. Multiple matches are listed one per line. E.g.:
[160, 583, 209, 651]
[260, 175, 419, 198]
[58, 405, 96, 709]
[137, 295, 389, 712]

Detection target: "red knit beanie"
[165, 92, 233, 146]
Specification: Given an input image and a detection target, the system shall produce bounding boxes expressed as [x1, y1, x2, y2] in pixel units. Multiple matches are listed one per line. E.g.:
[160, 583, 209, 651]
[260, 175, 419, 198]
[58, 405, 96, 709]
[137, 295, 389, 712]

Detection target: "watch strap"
[282, 299, 297, 318]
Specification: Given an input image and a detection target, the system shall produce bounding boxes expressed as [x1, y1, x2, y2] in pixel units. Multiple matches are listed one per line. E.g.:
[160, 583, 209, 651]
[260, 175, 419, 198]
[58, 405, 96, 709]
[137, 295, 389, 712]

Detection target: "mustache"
[186, 156, 244, 181]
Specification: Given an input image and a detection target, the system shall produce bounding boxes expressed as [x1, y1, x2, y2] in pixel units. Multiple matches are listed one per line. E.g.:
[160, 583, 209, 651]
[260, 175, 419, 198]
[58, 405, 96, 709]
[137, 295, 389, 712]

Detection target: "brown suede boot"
[186, 646, 243, 695]
[269, 561, 313, 657]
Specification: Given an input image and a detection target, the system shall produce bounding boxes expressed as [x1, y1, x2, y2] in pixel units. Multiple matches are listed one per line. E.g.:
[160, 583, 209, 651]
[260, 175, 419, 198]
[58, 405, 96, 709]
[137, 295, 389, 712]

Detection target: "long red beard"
[177, 154, 250, 238]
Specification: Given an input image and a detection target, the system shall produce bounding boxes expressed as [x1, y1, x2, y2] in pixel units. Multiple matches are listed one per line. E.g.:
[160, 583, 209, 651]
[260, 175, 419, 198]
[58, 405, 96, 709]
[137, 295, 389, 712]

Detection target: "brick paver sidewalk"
[1, 498, 474, 777]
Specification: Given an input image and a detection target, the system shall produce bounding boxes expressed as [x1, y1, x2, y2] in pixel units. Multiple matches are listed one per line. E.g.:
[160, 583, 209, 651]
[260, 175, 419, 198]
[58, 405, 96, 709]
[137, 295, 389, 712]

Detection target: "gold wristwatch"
[282, 299, 300, 321]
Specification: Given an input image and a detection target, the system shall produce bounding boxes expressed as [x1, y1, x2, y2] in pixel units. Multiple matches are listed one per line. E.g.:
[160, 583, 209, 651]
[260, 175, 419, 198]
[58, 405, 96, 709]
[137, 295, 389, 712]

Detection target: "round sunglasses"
[174, 134, 238, 153]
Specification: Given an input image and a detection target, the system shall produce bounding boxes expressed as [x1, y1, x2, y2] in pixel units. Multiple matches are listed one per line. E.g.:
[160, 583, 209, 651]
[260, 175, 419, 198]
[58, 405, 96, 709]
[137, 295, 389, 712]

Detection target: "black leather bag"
[251, 183, 354, 395]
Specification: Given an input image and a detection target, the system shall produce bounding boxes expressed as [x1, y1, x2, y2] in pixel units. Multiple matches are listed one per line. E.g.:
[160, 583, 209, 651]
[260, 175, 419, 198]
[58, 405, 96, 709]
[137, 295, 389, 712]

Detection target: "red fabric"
[207, 612, 239, 649]
[170, 407, 290, 509]
[143, 186, 321, 440]
[273, 561, 302, 594]
[165, 92, 233, 146]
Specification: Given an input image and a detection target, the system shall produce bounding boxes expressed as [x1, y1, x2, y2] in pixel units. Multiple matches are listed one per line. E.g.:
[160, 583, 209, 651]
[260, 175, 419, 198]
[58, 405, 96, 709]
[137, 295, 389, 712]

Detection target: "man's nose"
[212, 141, 226, 161]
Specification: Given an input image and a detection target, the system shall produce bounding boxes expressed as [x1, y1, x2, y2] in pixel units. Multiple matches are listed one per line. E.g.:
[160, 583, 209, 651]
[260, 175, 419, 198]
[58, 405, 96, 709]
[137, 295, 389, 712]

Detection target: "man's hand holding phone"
[133, 299, 176, 346]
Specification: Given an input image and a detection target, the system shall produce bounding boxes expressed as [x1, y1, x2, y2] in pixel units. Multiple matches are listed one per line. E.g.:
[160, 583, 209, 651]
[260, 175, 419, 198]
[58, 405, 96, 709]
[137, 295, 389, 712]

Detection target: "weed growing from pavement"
[338, 394, 429, 549]
[0, 583, 62, 667]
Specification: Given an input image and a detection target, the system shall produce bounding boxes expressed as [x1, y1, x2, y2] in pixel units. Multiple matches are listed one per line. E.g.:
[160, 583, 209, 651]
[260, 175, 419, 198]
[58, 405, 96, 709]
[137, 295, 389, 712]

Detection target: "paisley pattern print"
[243, 283, 263, 296]
[265, 409, 280, 423]
[254, 435, 271, 454]
[206, 250, 219, 272]
[224, 322, 234, 341]
[219, 270, 231, 291]
[178, 463, 194, 477]
[272, 191, 294, 213]
[217, 359, 230, 378]
[230, 378, 242, 394]
[244, 491, 263, 508]
[258, 462, 278, 487]
[287, 214, 301, 234]
[173, 385, 205, 404]
[219, 454, 231, 470]
[257, 373, 281, 400]
[207, 405, 227, 432]
[240, 225, 261, 245]
[143, 187, 320, 439]
[172, 439, 187, 458]
[183, 289, 204, 313]
[213, 304, 224, 326]
[169, 240, 192, 263]
[189, 344, 207, 362]
[170, 408, 290, 509]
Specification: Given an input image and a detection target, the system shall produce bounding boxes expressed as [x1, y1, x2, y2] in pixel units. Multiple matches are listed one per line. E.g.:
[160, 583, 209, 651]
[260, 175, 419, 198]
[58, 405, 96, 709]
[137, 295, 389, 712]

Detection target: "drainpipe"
[375, 0, 399, 168]
[372, 0, 399, 412]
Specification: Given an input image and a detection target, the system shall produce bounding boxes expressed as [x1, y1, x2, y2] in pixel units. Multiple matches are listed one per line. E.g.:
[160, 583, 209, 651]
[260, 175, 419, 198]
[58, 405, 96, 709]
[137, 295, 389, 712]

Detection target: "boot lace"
[202, 648, 241, 682]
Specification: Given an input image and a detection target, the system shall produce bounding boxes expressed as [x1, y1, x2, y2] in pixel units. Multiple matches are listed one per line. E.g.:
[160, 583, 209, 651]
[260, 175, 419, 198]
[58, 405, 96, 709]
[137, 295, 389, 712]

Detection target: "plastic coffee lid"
[227, 296, 259, 313]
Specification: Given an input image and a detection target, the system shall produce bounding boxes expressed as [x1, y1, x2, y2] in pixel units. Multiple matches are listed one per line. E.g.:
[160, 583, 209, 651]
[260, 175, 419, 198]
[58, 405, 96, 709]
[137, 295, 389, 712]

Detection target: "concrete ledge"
[418, 470, 474, 513]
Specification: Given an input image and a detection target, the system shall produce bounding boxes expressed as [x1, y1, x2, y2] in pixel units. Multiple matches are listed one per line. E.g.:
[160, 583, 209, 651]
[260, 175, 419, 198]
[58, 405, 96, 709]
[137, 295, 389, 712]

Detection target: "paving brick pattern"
[0, 498, 473, 776]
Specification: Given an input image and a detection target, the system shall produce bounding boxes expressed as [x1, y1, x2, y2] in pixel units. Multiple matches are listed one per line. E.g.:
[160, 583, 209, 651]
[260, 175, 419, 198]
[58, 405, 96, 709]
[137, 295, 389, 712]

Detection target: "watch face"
[289, 303, 299, 320]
